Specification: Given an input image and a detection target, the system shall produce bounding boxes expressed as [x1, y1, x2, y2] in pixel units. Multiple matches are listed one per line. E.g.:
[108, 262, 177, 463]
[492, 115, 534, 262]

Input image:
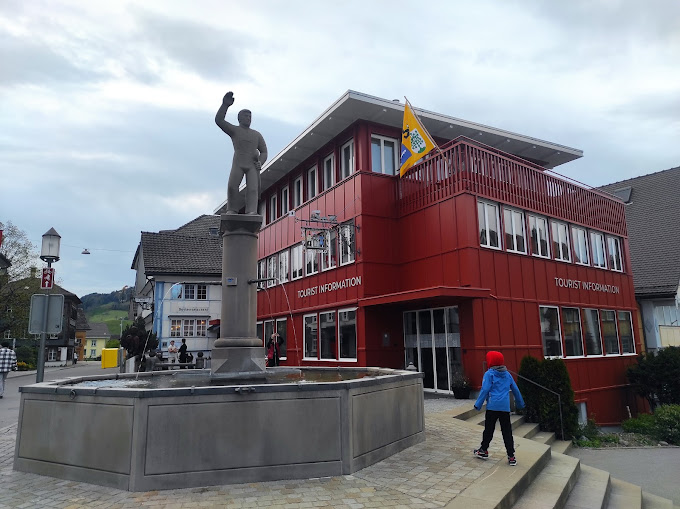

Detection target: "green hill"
[86, 304, 133, 337]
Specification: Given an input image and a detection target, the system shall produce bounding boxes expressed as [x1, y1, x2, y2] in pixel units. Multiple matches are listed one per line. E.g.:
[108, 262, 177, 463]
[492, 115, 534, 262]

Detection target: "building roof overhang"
[359, 286, 491, 308]
[215, 90, 583, 214]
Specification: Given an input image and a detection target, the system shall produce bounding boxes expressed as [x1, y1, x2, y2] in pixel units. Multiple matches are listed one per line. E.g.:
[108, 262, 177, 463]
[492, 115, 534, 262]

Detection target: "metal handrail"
[508, 369, 565, 441]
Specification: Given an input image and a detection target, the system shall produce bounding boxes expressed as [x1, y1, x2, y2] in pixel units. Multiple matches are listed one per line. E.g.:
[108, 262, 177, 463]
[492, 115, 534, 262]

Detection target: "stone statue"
[215, 91, 268, 214]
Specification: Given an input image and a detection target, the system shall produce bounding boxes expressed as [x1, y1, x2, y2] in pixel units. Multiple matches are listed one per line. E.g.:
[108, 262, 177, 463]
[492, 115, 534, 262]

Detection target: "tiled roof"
[599, 166, 680, 298]
[88, 322, 111, 338]
[76, 308, 91, 331]
[139, 231, 222, 276]
[161, 215, 221, 238]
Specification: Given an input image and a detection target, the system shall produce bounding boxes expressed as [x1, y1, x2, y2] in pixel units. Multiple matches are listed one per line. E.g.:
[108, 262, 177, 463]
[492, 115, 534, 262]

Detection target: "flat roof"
[215, 90, 583, 213]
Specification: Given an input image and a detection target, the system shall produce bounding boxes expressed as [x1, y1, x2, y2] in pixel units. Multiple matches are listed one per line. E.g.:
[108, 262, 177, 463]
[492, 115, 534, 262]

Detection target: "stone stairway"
[446, 404, 678, 509]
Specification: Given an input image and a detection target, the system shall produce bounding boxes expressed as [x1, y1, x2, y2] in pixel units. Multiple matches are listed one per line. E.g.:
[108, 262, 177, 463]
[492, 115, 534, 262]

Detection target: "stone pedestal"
[212, 213, 265, 374]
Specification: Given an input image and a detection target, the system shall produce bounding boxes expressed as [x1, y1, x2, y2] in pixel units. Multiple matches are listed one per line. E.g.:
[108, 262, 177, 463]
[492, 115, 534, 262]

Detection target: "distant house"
[85, 322, 110, 359]
[131, 215, 222, 358]
[600, 166, 680, 351]
[75, 308, 91, 360]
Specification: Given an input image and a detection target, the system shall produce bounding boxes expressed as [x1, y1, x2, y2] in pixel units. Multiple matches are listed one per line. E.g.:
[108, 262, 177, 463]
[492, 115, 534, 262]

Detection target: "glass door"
[433, 309, 449, 391]
[418, 310, 434, 389]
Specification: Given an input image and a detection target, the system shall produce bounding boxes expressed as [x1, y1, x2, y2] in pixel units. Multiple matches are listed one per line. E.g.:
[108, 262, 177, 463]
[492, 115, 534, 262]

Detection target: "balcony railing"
[397, 137, 627, 237]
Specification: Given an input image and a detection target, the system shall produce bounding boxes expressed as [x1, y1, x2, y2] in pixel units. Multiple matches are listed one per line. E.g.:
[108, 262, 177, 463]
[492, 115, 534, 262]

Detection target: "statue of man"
[215, 91, 268, 214]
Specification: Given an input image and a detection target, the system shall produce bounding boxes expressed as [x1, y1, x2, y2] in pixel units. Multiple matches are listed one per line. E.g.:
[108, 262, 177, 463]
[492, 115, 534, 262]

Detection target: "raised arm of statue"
[215, 91, 236, 136]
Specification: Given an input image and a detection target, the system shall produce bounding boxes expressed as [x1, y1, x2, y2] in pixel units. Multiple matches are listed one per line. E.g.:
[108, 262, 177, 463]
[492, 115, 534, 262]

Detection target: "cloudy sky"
[1, 0, 679, 298]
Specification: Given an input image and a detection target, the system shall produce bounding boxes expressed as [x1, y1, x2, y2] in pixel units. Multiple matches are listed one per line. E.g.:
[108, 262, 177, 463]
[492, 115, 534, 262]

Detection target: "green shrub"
[653, 404, 680, 445]
[628, 346, 680, 410]
[518, 356, 542, 423]
[538, 358, 579, 440]
[622, 413, 655, 435]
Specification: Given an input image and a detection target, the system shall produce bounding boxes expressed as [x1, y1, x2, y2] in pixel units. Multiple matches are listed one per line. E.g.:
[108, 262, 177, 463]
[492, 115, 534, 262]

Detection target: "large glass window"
[323, 153, 335, 190]
[307, 166, 318, 201]
[257, 260, 266, 289]
[341, 139, 354, 179]
[183, 319, 195, 337]
[171, 319, 181, 337]
[293, 176, 302, 208]
[281, 186, 289, 215]
[320, 311, 336, 359]
[267, 254, 278, 288]
[291, 245, 303, 280]
[276, 318, 287, 359]
[305, 248, 319, 276]
[504, 208, 526, 253]
[539, 306, 562, 357]
[196, 319, 206, 337]
[562, 307, 584, 357]
[340, 221, 355, 265]
[269, 194, 277, 223]
[529, 215, 550, 258]
[551, 221, 571, 262]
[601, 310, 619, 354]
[278, 250, 289, 283]
[607, 236, 623, 272]
[572, 227, 589, 265]
[339, 308, 357, 359]
[304, 314, 318, 359]
[618, 311, 635, 354]
[197, 284, 207, 300]
[478, 201, 500, 249]
[322, 228, 337, 271]
[582, 309, 603, 356]
[371, 135, 397, 175]
[590, 231, 607, 268]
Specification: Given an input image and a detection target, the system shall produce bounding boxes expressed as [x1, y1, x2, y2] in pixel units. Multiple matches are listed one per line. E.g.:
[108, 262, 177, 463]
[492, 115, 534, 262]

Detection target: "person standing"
[473, 350, 525, 466]
[0, 341, 18, 399]
[178, 338, 188, 368]
[167, 340, 178, 364]
[266, 333, 283, 367]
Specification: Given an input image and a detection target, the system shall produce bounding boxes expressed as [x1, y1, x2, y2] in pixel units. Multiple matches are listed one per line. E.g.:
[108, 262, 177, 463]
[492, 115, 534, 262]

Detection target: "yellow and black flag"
[399, 99, 437, 177]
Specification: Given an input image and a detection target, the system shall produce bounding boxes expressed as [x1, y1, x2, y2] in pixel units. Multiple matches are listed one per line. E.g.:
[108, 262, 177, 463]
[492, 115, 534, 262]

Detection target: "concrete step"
[642, 491, 673, 509]
[550, 439, 573, 455]
[607, 478, 642, 509]
[531, 430, 557, 447]
[563, 464, 611, 509]
[512, 452, 580, 509]
[513, 422, 540, 439]
[465, 411, 525, 430]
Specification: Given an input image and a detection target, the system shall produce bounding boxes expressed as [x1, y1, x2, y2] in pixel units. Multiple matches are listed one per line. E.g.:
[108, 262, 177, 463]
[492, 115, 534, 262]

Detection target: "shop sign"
[554, 277, 620, 294]
[177, 306, 209, 312]
[298, 276, 362, 299]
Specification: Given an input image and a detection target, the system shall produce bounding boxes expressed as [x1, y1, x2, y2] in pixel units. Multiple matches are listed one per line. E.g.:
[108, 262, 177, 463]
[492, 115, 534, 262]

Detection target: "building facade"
[84, 322, 111, 359]
[219, 91, 640, 425]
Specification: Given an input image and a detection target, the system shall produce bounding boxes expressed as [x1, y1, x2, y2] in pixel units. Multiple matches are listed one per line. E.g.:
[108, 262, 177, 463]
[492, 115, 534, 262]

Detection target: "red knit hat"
[486, 351, 504, 368]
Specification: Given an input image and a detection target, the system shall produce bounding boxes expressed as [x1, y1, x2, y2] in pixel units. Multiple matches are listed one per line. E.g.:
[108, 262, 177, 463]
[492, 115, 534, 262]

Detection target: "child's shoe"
[508, 456, 517, 466]
[473, 448, 488, 459]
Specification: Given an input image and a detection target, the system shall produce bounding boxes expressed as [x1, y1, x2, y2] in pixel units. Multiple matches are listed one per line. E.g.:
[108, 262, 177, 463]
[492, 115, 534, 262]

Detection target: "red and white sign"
[41, 268, 55, 289]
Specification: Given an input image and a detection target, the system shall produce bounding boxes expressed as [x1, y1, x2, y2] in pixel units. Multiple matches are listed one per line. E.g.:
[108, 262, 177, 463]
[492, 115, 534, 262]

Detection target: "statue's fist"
[223, 91, 234, 106]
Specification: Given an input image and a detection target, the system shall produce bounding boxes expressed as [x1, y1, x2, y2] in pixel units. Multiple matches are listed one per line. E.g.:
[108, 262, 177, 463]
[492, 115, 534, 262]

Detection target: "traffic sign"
[41, 268, 55, 289]
[28, 294, 64, 334]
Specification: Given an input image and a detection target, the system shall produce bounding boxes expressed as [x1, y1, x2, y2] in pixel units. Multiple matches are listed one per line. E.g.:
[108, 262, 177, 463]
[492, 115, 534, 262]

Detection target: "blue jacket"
[474, 366, 525, 412]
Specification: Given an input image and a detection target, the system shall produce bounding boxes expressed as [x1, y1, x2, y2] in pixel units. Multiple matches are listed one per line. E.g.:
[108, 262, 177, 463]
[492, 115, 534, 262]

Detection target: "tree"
[105, 339, 120, 349]
[119, 316, 158, 359]
[627, 347, 680, 411]
[0, 220, 40, 280]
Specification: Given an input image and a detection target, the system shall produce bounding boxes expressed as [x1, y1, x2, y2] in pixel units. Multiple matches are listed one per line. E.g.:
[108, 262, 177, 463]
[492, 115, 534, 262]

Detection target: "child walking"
[473, 351, 525, 466]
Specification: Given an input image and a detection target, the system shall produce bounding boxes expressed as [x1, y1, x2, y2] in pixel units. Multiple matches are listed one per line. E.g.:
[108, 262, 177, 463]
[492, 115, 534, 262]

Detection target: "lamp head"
[40, 227, 61, 263]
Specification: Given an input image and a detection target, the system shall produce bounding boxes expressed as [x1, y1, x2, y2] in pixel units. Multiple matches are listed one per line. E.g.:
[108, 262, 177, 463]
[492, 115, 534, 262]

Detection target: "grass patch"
[86, 308, 132, 336]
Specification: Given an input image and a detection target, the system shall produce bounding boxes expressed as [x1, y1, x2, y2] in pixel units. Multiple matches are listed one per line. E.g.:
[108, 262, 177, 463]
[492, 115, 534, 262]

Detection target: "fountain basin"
[14, 368, 424, 492]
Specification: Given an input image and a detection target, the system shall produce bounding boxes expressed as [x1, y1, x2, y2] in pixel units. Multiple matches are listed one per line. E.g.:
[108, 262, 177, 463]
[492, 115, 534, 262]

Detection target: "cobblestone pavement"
[0, 396, 503, 508]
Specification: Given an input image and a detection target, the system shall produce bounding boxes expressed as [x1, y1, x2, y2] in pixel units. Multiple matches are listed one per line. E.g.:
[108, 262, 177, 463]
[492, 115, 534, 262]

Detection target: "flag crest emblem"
[399, 101, 437, 177]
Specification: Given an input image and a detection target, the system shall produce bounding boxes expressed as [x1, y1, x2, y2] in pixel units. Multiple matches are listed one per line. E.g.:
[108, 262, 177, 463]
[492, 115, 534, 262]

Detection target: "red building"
[219, 91, 640, 425]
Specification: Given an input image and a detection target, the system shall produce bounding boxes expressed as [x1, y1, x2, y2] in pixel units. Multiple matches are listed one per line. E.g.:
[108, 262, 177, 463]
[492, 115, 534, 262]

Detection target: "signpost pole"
[36, 228, 60, 384]
[36, 266, 51, 383]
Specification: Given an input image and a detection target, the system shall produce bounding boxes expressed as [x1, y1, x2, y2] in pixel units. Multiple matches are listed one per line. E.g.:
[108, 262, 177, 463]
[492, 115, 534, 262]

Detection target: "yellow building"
[85, 322, 111, 359]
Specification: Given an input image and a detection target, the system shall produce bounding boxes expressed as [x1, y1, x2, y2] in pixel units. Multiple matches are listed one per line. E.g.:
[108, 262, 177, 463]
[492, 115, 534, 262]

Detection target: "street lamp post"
[36, 228, 61, 383]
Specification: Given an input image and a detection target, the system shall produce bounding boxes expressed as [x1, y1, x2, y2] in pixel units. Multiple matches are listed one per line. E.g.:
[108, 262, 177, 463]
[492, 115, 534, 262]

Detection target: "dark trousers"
[481, 409, 515, 456]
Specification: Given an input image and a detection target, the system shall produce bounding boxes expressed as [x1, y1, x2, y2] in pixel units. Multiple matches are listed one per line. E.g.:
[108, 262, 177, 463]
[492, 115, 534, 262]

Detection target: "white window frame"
[307, 166, 318, 201]
[340, 139, 354, 179]
[291, 244, 303, 280]
[90, 349, 96, 358]
[539, 305, 563, 358]
[322, 229, 337, 271]
[183, 318, 195, 337]
[590, 231, 607, 269]
[278, 249, 289, 283]
[319, 311, 337, 360]
[196, 319, 207, 337]
[370, 134, 398, 175]
[170, 319, 182, 337]
[607, 236, 623, 272]
[323, 153, 335, 190]
[528, 214, 550, 258]
[305, 248, 319, 276]
[281, 186, 289, 215]
[257, 259, 266, 289]
[617, 311, 636, 355]
[267, 254, 278, 288]
[600, 309, 620, 355]
[582, 308, 604, 357]
[339, 221, 355, 266]
[196, 284, 207, 300]
[303, 313, 318, 360]
[276, 317, 287, 360]
[571, 226, 589, 266]
[478, 200, 502, 250]
[338, 307, 358, 361]
[258, 201, 266, 227]
[269, 194, 278, 223]
[551, 221, 571, 262]
[561, 307, 585, 358]
[48, 348, 58, 361]
[293, 176, 302, 209]
[503, 207, 527, 254]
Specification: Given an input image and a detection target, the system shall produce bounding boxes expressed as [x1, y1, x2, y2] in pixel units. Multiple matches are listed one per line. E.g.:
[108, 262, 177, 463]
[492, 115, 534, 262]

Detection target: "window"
[590, 232, 607, 268]
[171, 319, 181, 337]
[305, 248, 319, 276]
[478, 201, 501, 249]
[371, 135, 398, 175]
[177, 284, 206, 300]
[307, 166, 318, 201]
[196, 319, 207, 337]
[551, 221, 571, 262]
[504, 208, 527, 253]
[258, 260, 266, 289]
[256, 322, 263, 344]
[601, 310, 619, 354]
[48, 348, 58, 361]
[291, 245, 303, 280]
[320, 311, 336, 359]
[529, 215, 550, 258]
[281, 186, 290, 215]
[267, 254, 278, 287]
[90, 349, 96, 358]
[258, 201, 266, 227]
[539, 306, 562, 357]
[323, 153, 335, 190]
[293, 176, 302, 208]
[562, 308, 584, 357]
[278, 250, 289, 283]
[197, 284, 207, 300]
[276, 318, 287, 359]
[572, 227, 589, 265]
[582, 309, 603, 356]
[304, 314, 318, 359]
[183, 284, 195, 300]
[269, 194, 278, 223]
[340, 221, 355, 265]
[618, 311, 635, 354]
[183, 319, 195, 337]
[339, 308, 357, 359]
[322, 229, 337, 271]
[607, 236, 623, 272]
[341, 139, 354, 179]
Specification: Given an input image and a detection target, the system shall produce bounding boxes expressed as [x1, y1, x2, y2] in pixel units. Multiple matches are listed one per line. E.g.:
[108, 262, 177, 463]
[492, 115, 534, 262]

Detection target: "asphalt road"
[0, 362, 119, 429]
